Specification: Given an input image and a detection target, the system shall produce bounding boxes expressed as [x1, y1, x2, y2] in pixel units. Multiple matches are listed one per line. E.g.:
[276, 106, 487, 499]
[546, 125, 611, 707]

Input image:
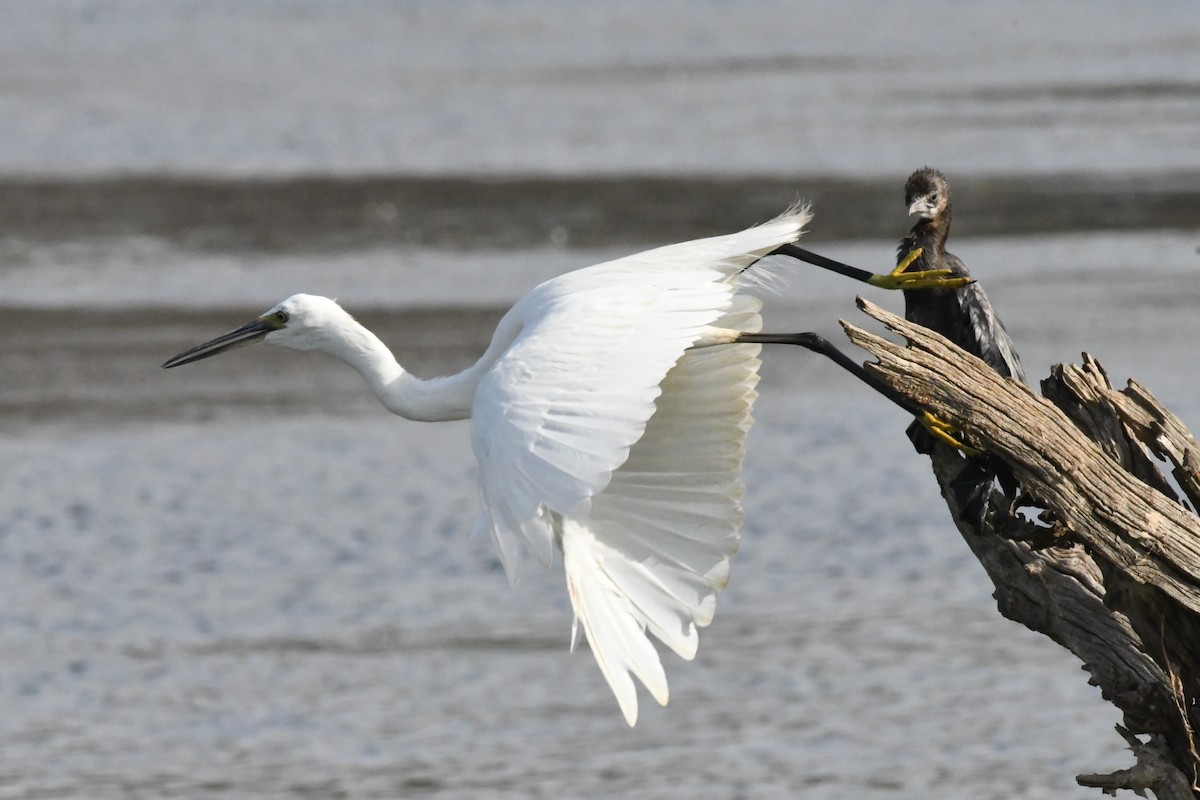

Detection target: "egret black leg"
[739, 331, 980, 455]
[737, 331, 916, 414]
[764, 244, 969, 291]
[767, 245, 876, 283]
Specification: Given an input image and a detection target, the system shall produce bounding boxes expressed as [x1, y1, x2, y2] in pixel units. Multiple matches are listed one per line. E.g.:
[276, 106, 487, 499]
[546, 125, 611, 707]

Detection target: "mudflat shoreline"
[2, 172, 1198, 253]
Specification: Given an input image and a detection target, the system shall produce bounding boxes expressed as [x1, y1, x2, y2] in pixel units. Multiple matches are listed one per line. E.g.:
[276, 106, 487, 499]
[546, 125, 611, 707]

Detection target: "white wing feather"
[561, 299, 762, 725]
[472, 268, 732, 574]
[469, 207, 809, 723]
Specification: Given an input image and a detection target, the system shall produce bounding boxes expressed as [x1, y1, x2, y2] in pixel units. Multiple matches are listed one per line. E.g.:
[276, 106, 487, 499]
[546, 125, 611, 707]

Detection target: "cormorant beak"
[908, 197, 937, 220]
[162, 317, 276, 369]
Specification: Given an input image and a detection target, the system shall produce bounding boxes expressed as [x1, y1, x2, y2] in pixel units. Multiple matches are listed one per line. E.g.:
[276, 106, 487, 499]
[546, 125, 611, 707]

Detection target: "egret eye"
[276, 311, 290, 324]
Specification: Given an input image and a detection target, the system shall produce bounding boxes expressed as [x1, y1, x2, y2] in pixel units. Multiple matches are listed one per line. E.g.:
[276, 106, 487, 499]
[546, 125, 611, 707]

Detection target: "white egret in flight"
[162, 206, 959, 725]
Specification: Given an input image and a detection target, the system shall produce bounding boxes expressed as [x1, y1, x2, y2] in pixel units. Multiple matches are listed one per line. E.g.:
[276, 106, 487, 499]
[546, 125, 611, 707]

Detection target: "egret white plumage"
[162, 205, 941, 725]
[165, 207, 818, 725]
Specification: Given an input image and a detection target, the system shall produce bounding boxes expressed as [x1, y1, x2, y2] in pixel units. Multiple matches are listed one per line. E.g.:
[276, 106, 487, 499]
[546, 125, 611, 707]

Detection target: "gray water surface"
[2, 2, 1199, 797]
[0, 1, 1197, 177]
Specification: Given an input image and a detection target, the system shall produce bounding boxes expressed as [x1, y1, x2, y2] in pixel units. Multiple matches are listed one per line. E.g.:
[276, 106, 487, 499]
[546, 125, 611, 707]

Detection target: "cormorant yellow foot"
[920, 410, 983, 457]
[866, 248, 973, 291]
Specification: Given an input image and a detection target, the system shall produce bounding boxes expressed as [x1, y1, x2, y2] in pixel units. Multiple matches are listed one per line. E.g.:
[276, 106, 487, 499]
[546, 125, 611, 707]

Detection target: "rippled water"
[2, 2, 1199, 797]
[0, 1, 1197, 177]
[5, 238, 1198, 796]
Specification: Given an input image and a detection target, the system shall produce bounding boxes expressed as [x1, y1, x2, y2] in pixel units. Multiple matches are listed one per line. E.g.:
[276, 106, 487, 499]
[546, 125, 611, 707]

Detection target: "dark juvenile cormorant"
[896, 167, 1025, 518]
[898, 167, 1024, 385]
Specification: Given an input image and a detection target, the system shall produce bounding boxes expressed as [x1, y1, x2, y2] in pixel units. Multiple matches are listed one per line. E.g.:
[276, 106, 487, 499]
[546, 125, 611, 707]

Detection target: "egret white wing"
[561, 296, 763, 725]
[472, 267, 733, 575]
[470, 208, 808, 578]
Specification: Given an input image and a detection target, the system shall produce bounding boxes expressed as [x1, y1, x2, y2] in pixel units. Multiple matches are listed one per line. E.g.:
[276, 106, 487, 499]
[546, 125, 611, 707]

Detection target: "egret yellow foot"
[920, 410, 982, 457]
[866, 248, 973, 291]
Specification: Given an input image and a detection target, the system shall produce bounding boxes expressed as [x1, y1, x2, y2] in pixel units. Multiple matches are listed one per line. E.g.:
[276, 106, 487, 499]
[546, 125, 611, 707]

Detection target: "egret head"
[162, 294, 348, 368]
[904, 167, 950, 221]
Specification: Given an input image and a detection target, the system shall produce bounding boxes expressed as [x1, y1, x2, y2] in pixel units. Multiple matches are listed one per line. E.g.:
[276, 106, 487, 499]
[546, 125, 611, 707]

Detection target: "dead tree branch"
[842, 297, 1200, 798]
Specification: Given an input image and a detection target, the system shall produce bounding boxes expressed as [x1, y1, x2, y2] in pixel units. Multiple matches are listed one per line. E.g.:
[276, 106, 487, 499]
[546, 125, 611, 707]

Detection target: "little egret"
[162, 205, 942, 725]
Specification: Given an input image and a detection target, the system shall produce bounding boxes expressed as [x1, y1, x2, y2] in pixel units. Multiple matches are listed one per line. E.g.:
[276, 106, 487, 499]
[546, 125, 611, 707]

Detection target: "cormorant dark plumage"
[896, 167, 1025, 518]
[897, 167, 1024, 383]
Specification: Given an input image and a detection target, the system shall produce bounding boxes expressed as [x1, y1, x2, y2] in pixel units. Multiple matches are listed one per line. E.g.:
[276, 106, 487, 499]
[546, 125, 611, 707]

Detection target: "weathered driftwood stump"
[844, 298, 1200, 799]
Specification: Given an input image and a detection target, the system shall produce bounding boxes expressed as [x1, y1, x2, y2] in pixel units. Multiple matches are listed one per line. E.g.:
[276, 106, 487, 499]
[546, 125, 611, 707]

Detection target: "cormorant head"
[904, 167, 950, 221]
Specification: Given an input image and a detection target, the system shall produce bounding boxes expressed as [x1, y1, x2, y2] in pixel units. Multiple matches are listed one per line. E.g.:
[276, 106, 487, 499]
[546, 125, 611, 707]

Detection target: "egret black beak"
[162, 318, 275, 368]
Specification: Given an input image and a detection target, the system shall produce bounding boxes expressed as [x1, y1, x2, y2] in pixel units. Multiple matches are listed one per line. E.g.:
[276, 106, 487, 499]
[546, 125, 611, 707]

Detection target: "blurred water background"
[1, 2, 1199, 797]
